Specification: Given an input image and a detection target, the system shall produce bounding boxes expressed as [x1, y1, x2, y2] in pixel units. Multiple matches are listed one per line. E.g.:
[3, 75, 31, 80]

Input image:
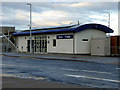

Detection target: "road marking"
[62, 68, 112, 74]
[65, 74, 120, 83]
[62, 68, 79, 71]
[81, 70, 112, 74]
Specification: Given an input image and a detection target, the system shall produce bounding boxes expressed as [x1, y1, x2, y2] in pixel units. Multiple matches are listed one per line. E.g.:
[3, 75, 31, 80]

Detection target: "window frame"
[53, 39, 56, 47]
[82, 38, 88, 42]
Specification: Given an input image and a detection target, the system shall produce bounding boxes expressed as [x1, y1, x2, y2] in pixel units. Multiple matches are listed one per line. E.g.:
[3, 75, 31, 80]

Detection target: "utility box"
[91, 38, 110, 56]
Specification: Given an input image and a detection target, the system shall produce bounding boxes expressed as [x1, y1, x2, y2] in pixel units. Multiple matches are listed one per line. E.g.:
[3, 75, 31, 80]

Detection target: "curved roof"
[12, 23, 114, 36]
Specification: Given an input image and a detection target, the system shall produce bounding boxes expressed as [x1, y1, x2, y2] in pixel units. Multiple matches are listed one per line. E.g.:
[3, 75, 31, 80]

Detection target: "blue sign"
[57, 35, 73, 39]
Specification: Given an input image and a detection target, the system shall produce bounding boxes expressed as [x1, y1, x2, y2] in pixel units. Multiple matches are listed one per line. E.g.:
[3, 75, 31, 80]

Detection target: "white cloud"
[61, 21, 73, 25]
[89, 14, 108, 22]
[2, 0, 119, 2]
[32, 21, 61, 28]
[32, 10, 71, 27]
[69, 3, 91, 7]
[15, 9, 29, 19]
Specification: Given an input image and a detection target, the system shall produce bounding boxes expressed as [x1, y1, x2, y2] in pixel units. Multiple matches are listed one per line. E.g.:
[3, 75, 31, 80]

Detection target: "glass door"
[36, 40, 40, 53]
[44, 36, 47, 53]
[34, 40, 37, 53]
[27, 40, 30, 52]
[35, 35, 47, 54]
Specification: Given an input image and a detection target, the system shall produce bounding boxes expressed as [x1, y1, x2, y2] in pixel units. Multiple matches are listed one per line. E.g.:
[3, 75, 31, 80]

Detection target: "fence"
[111, 46, 120, 56]
[1, 36, 17, 53]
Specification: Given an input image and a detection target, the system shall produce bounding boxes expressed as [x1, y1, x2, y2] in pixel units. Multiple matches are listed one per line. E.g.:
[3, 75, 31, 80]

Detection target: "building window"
[25, 37, 26, 39]
[34, 37, 36, 39]
[82, 39, 88, 42]
[48, 41, 50, 44]
[48, 36, 50, 39]
[40, 36, 42, 39]
[53, 39, 56, 47]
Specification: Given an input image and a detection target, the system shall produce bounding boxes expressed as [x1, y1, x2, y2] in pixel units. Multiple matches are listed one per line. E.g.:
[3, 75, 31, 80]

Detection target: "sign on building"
[57, 35, 73, 39]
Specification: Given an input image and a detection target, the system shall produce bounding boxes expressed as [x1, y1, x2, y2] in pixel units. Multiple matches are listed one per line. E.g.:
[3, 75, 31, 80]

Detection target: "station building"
[12, 23, 114, 55]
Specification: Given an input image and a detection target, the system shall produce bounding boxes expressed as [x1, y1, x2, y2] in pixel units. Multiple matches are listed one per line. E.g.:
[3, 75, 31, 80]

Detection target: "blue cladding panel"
[12, 23, 114, 36]
[57, 35, 73, 39]
[75, 24, 114, 33]
[12, 28, 76, 36]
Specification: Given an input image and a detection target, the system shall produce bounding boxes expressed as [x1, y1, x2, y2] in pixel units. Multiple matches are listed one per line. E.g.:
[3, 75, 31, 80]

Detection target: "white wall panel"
[47, 33, 73, 54]
[75, 29, 106, 54]
[47, 34, 57, 53]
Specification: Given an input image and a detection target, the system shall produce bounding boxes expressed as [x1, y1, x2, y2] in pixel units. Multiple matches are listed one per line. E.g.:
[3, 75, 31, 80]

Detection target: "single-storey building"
[12, 23, 114, 55]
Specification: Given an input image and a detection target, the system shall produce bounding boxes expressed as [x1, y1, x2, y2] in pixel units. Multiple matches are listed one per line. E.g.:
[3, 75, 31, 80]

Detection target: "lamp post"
[106, 10, 111, 37]
[27, 3, 32, 53]
[107, 10, 111, 28]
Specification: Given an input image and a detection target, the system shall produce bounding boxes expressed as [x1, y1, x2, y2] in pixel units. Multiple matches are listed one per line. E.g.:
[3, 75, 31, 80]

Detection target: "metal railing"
[2, 34, 19, 52]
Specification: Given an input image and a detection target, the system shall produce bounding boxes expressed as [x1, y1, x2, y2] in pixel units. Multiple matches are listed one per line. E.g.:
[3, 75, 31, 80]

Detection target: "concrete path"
[1, 52, 119, 65]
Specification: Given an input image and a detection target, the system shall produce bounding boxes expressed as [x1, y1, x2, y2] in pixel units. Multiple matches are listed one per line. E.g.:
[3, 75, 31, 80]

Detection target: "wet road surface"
[1, 56, 119, 88]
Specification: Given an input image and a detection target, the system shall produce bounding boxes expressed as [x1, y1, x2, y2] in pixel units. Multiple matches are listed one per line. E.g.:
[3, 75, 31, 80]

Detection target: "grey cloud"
[1, 2, 118, 30]
[32, 2, 118, 14]
[2, 2, 117, 16]
[2, 2, 29, 12]
[2, 2, 49, 14]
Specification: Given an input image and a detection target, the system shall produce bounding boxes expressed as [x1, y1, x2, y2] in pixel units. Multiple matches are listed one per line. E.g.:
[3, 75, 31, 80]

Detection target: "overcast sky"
[1, 2, 118, 35]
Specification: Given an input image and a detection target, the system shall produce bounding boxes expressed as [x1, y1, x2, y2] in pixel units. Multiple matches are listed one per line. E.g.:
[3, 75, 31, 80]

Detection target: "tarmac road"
[1, 56, 120, 88]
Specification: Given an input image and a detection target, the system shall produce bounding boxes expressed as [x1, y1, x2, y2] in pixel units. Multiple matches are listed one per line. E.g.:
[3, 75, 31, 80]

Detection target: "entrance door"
[36, 40, 40, 53]
[40, 40, 42, 53]
[91, 38, 105, 56]
[41, 35, 47, 53]
[28, 35, 47, 53]
[27, 40, 34, 53]
[33, 40, 37, 53]
[27, 40, 30, 52]
[44, 36, 47, 53]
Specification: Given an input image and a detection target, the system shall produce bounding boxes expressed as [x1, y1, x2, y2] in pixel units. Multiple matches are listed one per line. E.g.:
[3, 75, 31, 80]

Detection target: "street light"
[106, 10, 111, 37]
[27, 3, 32, 53]
[106, 10, 111, 28]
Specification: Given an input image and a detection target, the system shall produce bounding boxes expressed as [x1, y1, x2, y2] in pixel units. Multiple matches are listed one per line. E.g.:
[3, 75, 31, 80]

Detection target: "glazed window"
[82, 39, 88, 42]
[48, 36, 50, 39]
[53, 39, 56, 47]
[48, 41, 50, 44]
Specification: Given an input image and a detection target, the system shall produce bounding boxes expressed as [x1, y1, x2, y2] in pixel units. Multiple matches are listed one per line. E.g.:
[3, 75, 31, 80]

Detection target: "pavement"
[2, 77, 84, 88]
[1, 52, 119, 65]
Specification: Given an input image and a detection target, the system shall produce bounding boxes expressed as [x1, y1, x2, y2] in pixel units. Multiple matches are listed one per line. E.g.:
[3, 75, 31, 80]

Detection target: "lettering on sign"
[57, 35, 73, 39]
